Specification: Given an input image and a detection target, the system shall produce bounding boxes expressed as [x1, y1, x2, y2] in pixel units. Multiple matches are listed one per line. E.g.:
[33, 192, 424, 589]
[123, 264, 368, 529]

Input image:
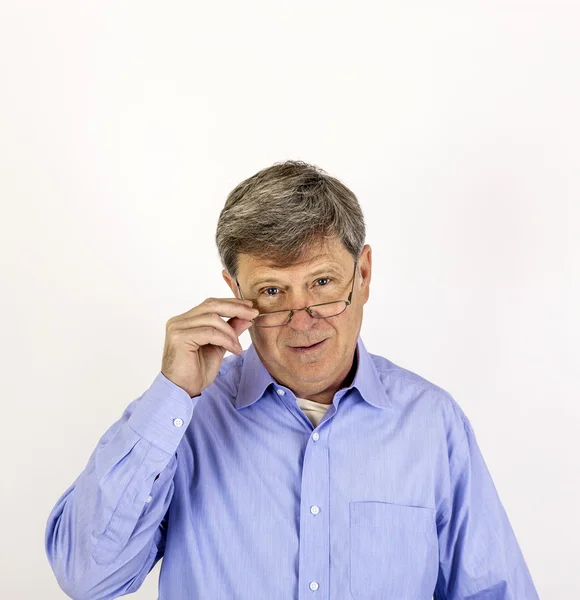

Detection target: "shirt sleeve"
[45, 372, 198, 600]
[434, 415, 540, 600]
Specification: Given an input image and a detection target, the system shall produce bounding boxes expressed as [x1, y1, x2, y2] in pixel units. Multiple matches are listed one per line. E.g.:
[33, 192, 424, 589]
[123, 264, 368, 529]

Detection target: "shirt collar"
[235, 335, 392, 410]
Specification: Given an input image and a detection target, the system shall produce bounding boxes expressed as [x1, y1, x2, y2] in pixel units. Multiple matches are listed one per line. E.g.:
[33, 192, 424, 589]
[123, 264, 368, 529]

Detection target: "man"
[45, 160, 539, 599]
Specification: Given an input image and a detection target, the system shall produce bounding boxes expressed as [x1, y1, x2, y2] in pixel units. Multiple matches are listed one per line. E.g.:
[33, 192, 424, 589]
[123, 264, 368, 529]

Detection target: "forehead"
[237, 241, 352, 286]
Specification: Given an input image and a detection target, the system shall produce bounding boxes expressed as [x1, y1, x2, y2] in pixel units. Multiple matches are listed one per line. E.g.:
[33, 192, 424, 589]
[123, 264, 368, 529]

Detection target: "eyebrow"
[247, 265, 344, 291]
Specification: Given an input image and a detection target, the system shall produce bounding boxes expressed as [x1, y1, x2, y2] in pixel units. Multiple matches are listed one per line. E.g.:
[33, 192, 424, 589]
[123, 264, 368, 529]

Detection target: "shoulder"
[211, 352, 244, 397]
[369, 350, 470, 439]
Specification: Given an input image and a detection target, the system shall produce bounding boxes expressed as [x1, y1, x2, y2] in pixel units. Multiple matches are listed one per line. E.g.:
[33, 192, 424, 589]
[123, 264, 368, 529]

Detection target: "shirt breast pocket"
[349, 501, 438, 600]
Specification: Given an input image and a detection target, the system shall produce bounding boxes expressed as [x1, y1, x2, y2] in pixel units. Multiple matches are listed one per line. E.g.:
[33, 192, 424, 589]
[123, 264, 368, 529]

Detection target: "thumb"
[227, 315, 254, 337]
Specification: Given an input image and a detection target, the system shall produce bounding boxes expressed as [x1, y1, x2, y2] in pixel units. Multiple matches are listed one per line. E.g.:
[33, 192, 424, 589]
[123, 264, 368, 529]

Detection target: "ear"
[222, 269, 241, 299]
[358, 244, 372, 305]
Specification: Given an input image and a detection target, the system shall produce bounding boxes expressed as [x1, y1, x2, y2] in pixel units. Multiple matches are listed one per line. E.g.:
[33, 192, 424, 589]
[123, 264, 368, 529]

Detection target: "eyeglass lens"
[253, 301, 348, 327]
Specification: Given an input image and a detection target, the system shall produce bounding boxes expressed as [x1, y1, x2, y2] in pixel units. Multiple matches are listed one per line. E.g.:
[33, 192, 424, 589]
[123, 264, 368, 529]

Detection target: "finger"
[173, 298, 258, 323]
[185, 326, 242, 355]
[172, 312, 248, 350]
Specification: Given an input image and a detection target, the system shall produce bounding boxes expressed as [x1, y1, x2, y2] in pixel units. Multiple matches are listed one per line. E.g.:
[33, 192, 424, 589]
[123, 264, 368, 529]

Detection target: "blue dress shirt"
[45, 336, 539, 599]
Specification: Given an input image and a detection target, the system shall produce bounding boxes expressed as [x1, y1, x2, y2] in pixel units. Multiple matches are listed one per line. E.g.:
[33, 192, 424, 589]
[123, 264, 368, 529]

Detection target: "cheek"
[253, 327, 281, 348]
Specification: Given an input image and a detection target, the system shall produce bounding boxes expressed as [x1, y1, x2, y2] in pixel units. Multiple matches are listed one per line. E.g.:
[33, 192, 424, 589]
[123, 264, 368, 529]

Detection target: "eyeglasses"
[235, 259, 358, 328]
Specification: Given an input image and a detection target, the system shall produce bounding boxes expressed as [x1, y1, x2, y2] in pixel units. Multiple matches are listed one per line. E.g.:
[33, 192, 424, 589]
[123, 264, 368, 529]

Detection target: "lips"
[291, 339, 325, 348]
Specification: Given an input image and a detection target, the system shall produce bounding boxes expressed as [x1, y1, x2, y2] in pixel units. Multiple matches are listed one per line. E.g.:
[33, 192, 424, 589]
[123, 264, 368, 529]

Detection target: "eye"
[261, 278, 332, 297]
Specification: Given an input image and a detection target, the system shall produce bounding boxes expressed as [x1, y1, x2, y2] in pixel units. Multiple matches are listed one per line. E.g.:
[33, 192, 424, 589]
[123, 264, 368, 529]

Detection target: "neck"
[277, 347, 358, 405]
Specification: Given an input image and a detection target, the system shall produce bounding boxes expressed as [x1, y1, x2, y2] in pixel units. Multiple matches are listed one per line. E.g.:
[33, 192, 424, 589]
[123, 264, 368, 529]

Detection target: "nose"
[287, 307, 316, 331]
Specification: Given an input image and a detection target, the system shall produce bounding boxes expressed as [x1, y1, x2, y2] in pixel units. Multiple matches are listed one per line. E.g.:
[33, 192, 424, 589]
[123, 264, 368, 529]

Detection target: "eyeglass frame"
[234, 258, 359, 328]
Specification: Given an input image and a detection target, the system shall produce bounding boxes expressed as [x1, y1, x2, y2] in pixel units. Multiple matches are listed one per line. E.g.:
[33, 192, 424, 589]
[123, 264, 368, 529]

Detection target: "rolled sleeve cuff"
[127, 371, 199, 454]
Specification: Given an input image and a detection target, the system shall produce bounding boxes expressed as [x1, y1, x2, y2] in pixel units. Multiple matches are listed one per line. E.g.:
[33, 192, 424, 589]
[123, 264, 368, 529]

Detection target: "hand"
[161, 297, 259, 398]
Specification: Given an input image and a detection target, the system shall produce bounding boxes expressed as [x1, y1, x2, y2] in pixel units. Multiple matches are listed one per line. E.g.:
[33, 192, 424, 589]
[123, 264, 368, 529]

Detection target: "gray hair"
[215, 160, 366, 280]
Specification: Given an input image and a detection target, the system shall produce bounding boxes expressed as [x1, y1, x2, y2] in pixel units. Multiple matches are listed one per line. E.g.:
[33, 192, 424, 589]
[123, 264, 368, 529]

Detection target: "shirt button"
[173, 418, 184, 427]
[310, 505, 320, 515]
[309, 581, 319, 591]
[276, 389, 285, 396]
[145, 495, 152, 503]
[312, 432, 319, 441]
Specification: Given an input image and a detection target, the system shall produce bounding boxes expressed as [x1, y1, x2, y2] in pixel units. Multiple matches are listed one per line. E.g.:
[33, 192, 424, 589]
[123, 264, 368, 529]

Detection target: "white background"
[1, 1, 578, 598]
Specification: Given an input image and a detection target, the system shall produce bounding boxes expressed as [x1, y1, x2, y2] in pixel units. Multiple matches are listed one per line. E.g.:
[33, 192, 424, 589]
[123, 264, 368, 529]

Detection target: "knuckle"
[168, 326, 182, 339]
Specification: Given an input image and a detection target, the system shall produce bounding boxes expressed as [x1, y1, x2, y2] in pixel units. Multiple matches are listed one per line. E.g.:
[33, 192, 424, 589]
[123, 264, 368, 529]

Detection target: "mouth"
[289, 339, 328, 353]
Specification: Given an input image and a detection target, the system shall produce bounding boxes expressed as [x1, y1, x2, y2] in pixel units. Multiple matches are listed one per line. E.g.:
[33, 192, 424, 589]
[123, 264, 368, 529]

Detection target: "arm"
[45, 372, 196, 600]
[434, 416, 540, 600]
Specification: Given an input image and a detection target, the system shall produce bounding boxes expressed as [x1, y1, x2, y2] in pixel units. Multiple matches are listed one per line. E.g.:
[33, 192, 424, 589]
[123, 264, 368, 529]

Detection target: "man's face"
[223, 237, 372, 402]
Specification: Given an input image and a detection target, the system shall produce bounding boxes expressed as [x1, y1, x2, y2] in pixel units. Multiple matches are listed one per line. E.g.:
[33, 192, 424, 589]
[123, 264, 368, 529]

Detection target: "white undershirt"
[296, 397, 332, 427]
